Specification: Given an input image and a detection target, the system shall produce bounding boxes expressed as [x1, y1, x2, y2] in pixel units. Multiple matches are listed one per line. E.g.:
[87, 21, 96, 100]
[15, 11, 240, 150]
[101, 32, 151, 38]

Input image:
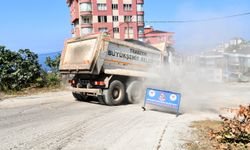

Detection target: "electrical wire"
[145, 12, 250, 23]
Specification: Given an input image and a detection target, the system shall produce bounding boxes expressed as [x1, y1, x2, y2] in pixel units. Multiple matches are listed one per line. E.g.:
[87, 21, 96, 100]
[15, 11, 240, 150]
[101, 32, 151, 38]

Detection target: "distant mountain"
[38, 51, 61, 71]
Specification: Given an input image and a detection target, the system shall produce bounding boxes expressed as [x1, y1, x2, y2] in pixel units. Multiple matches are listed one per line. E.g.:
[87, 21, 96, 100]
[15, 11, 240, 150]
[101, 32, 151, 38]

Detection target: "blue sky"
[0, 0, 250, 54]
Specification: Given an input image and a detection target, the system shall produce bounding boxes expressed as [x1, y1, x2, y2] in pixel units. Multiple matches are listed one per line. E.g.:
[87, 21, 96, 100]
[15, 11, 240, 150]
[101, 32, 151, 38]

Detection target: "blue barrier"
[142, 88, 181, 116]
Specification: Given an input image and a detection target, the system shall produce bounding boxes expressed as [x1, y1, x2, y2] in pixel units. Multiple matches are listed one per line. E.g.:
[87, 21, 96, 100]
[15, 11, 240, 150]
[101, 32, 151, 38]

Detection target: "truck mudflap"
[70, 87, 103, 96]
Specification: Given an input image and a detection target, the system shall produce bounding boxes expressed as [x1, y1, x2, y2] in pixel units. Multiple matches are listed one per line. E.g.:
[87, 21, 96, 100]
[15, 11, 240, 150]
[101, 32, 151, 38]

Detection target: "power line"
[145, 12, 250, 23]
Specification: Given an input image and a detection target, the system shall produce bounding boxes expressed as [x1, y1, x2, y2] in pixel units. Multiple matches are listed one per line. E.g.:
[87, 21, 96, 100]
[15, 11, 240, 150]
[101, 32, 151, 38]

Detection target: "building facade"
[66, 0, 145, 40]
[144, 26, 174, 49]
[144, 26, 174, 45]
[198, 38, 250, 82]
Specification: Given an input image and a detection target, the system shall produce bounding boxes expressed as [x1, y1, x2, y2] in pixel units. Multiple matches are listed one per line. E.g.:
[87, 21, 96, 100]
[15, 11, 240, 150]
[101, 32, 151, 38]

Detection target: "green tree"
[44, 53, 61, 86]
[45, 54, 61, 73]
[0, 46, 41, 91]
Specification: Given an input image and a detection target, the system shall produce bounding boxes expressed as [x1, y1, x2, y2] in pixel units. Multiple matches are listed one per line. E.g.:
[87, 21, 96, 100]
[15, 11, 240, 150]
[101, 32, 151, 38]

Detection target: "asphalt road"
[0, 83, 249, 150]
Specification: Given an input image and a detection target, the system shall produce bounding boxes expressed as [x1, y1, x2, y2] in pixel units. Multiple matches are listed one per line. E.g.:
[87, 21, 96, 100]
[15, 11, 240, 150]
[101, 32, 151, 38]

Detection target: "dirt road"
[0, 83, 249, 150]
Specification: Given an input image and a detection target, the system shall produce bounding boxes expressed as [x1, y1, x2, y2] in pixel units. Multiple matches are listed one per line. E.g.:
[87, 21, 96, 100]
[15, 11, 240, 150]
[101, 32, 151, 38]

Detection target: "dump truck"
[59, 33, 168, 105]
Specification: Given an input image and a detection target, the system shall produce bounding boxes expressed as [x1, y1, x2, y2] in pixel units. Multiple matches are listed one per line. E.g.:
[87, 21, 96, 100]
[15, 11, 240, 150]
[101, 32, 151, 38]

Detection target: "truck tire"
[72, 92, 88, 101]
[97, 95, 106, 105]
[126, 81, 144, 104]
[103, 80, 125, 106]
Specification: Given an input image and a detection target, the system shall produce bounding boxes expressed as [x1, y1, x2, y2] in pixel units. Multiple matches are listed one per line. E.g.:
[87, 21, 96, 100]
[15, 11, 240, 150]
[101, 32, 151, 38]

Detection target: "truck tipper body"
[60, 34, 167, 105]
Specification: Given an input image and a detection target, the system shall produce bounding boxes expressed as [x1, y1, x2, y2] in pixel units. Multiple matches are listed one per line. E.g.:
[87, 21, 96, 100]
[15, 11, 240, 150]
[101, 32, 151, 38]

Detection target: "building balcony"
[80, 11, 92, 16]
[70, 13, 79, 23]
[81, 23, 92, 28]
[79, 0, 91, 2]
[137, 11, 144, 15]
[137, 21, 144, 27]
[71, 17, 79, 23]
[137, 0, 144, 4]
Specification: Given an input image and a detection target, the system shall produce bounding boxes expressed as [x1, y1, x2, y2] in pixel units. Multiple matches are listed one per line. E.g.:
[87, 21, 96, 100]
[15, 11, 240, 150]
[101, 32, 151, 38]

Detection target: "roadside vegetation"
[0, 45, 61, 97]
[186, 105, 250, 150]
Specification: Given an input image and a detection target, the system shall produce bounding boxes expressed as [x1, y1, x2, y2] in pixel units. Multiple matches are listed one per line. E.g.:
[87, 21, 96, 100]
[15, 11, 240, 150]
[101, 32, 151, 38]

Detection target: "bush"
[44, 53, 61, 87]
[35, 69, 48, 88]
[0, 45, 62, 92]
[0, 46, 41, 91]
[210, 105, 250, 149]
[46, 73, 61, 87]
[45, 54, 61, 73]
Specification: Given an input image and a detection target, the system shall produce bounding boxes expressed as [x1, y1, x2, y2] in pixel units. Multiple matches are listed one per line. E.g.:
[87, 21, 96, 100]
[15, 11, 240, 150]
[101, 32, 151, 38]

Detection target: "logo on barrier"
[170, 94, 177, 101]
[149, 90, 156, 97]
[159, 93, 166, 101]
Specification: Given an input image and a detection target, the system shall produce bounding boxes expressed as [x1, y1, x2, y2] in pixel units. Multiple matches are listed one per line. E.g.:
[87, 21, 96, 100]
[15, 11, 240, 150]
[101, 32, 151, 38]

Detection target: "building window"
[112, 4, 118, 10]
[137, 15, 144, 22]
[97, 3, 107, 11]
[137, 4, 143, 11]
[124, 4, 132, 11]
[98, 16, 107, 22]
[125, 27, 133, 33]
[80, 3, 92, 11]
[81, 16, 91, 24]
[112, 16, 118, 22]
[99, 27, 108, 33]
[138, 27, 144, 34]
[113, 27, 119, 33]
[124, 16, 132, 22]
[81, 28, 93, 35]
[125, 27, 134, 38]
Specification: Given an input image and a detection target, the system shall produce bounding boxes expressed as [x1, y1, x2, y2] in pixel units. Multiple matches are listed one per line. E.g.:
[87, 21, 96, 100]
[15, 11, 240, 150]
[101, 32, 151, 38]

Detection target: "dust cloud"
[143, 62, 249, 114]
[143, 3, 250, 113]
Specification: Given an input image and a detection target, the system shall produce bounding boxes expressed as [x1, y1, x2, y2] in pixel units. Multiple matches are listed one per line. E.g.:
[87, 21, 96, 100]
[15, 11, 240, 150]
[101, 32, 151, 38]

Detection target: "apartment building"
[199, 38, 250, 82]
[66, 0, 145, 40]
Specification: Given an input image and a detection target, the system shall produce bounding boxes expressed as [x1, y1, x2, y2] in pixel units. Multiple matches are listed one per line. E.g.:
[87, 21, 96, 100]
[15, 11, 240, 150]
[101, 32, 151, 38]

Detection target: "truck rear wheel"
[103, 80, 125, 106]
[126, 81, 144, 104]
[72, 92, 88, 101]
